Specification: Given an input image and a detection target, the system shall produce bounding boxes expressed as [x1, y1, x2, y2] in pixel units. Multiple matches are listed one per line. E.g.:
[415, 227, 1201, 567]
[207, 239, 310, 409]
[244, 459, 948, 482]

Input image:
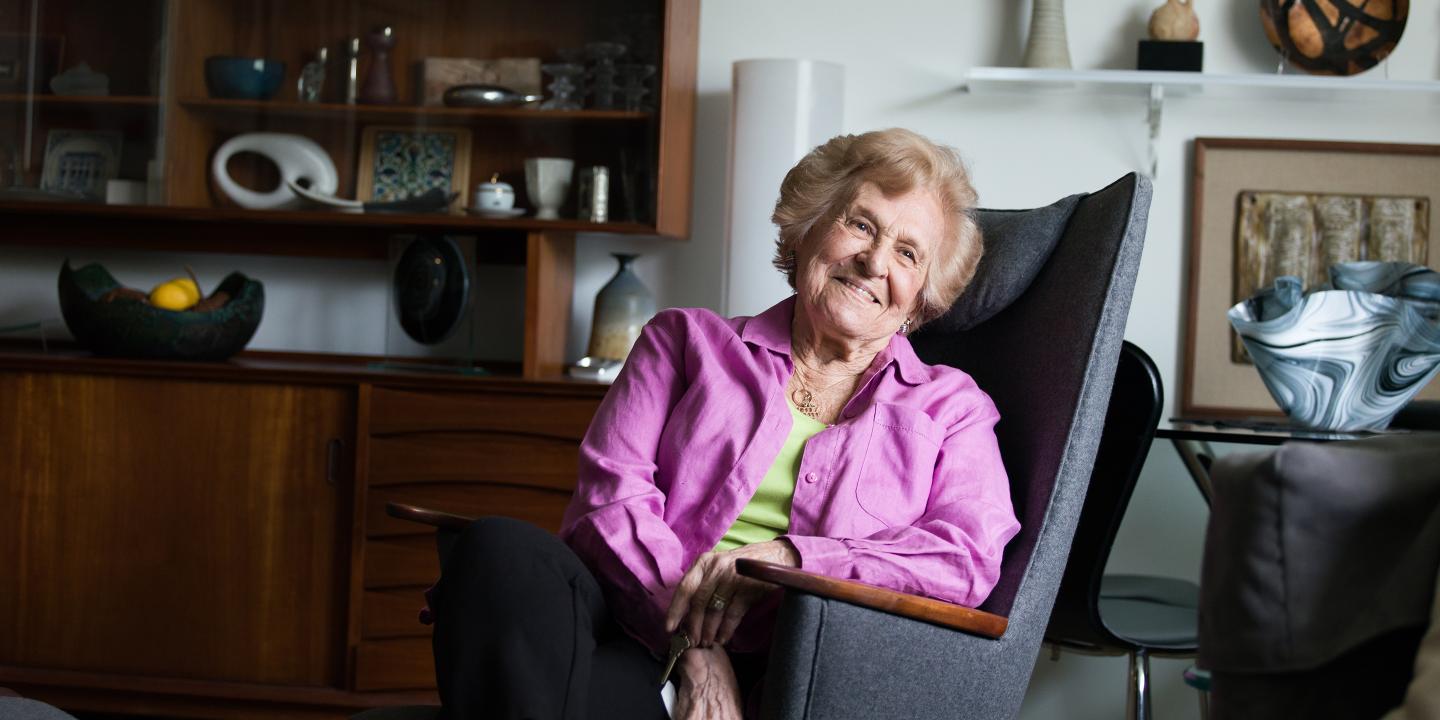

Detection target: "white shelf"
[963, 67, 1440, 176]
[964, 67, 1440, 101]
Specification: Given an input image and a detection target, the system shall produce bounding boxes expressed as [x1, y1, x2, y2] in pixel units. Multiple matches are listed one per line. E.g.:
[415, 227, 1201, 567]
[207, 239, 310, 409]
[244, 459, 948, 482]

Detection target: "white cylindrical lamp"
[722, 59, 844, 318]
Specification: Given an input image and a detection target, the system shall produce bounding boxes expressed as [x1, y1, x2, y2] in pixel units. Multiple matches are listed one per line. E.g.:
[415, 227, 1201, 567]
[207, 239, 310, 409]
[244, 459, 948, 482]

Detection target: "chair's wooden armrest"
[735, 559, 1008, 639]
[385, 502, 476, 532]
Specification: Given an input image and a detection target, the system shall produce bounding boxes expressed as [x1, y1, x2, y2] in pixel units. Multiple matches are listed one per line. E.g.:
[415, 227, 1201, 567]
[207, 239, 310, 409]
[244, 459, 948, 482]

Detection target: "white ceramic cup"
[525, 157, 574, 220]
[105, 179, 147, 205]
[473, 180, 516, 211]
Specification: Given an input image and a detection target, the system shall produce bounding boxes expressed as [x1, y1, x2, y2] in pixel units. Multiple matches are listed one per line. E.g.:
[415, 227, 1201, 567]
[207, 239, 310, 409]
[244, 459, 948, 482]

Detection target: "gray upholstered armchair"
[738, 172, 1152, 719]
[375, 172, 1152, 720]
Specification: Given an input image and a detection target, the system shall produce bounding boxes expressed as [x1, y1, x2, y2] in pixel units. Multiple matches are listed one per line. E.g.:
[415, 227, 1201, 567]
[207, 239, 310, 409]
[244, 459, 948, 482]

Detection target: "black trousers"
[430, 516, 669, 720]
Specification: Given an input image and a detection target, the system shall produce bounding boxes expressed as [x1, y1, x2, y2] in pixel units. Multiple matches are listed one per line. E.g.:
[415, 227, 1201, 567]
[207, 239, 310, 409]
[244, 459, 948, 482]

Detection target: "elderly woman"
[430, 128, 1019, 720]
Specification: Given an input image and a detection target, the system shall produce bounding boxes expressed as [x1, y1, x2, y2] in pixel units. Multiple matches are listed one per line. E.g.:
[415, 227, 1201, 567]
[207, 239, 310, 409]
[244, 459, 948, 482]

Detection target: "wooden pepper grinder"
[360, 26, 397, 104]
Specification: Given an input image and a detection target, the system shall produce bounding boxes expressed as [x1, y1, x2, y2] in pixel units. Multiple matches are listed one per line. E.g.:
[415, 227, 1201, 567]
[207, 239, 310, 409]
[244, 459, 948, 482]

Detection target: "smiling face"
[793, 181, 946, 346]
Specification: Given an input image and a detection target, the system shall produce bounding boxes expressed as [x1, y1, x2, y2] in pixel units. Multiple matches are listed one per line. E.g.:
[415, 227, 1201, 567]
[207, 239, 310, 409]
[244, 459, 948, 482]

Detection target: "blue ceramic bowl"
[204, 56, 286, 100]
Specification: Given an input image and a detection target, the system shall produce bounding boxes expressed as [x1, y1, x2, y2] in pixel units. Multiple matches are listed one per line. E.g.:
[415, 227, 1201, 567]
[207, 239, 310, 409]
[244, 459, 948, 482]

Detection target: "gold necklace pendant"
[791, 388, 820, 420]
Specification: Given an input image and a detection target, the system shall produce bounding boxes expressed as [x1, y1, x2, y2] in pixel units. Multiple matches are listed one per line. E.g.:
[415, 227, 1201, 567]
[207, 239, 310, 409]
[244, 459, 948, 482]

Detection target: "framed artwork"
[1183, 137, 1440, 418]
[40, 129, 123, 199]
[356, 125, 471, 206]
[0, 32, 63, 94]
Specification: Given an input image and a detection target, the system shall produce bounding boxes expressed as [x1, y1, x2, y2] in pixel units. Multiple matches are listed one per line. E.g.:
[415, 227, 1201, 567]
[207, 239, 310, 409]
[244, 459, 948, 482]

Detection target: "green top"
[713, 401, 827, 552]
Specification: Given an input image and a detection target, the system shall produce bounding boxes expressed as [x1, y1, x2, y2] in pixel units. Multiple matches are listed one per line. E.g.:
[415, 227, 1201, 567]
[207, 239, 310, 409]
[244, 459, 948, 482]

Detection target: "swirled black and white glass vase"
[1228, 262, 1440, 431]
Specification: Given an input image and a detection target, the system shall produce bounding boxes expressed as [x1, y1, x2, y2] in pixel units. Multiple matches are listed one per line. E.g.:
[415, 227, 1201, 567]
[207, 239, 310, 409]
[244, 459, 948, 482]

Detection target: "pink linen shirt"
[560, 297, 1020, 654]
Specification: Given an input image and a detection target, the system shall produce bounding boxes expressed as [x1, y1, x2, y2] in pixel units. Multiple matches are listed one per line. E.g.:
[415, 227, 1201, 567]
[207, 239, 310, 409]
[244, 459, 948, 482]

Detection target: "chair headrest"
[926, 193, 1084, 333]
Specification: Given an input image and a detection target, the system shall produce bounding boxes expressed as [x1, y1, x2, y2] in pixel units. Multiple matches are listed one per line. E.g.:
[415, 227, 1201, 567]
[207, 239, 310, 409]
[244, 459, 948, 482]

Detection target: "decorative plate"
[286, 178, 363, 211]
[40, 129, 123, 199]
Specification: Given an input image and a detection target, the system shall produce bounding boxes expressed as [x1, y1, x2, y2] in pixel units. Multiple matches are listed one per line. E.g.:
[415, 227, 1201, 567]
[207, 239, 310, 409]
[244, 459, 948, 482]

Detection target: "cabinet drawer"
[368, 432, 580, 489]
[362, 588, 432, 639]
[369, 483, 571, 537]
[370, 387, 599, 438]
[354, 638, 434, 691]
[365, 535, 439, 589]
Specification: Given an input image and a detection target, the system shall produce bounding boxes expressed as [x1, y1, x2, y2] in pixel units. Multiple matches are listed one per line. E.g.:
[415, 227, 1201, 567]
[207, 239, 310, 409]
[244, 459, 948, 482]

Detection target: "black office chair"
[1045, 342, 1203, 720]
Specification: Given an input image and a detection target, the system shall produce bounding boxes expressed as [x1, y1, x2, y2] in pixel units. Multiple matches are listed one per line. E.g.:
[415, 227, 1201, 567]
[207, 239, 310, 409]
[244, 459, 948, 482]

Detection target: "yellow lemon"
[170, 278, 201, 306]
[149, 281, 194, 311]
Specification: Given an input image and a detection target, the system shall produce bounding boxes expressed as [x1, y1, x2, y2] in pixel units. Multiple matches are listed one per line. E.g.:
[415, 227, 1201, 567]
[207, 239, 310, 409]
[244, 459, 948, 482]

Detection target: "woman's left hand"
[665, 539, 800, 648]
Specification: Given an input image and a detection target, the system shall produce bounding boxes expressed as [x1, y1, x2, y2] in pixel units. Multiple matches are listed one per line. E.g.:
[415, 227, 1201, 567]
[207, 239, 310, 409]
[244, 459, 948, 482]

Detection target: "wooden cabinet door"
[0, 371, 355, 687]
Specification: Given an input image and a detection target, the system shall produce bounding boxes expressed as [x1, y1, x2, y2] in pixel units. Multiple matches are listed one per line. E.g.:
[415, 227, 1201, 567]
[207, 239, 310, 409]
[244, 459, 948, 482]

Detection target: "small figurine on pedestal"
[1138, 0, 1203, 72]
[360, 26, 397, 104]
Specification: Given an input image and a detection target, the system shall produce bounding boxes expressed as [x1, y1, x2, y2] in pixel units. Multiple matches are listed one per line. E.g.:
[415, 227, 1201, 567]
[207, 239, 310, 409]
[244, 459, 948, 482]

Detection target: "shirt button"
[804, 472, 818, 484]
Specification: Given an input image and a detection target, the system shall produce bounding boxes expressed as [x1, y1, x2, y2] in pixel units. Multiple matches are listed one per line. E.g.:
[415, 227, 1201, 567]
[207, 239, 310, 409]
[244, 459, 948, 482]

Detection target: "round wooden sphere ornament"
[1259, 0, 1408, 76]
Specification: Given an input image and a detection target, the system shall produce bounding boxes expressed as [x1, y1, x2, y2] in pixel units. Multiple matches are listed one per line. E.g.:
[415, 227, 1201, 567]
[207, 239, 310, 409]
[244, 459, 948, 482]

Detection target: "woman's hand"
[665, 539, 800, 647]
[672, 646, 742, 720]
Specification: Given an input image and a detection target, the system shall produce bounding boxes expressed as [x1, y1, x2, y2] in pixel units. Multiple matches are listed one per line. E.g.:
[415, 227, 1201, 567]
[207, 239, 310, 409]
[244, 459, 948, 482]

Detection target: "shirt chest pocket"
[855, 403, 942, 527]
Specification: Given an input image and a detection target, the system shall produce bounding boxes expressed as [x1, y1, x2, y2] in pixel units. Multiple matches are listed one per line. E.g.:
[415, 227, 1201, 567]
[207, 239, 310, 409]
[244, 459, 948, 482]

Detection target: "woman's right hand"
[673, 645, 743, 720]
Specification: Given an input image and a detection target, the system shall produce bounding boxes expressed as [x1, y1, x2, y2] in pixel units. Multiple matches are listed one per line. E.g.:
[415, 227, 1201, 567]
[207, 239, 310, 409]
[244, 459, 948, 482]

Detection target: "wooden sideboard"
[0, 350, 607, 718]
[0, 1, 697, 714]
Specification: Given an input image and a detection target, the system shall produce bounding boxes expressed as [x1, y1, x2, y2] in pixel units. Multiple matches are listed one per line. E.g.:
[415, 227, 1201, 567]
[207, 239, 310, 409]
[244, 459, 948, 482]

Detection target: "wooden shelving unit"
[179, 97, 651, 123]
[0, 0, 698, 716]
[0, 94, 161, 107]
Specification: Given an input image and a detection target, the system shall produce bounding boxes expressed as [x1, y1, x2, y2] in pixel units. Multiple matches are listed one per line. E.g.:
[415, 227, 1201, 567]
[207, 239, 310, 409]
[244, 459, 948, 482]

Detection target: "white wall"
[2, 2, 1437, 716]
[590, 3, 1440, 717]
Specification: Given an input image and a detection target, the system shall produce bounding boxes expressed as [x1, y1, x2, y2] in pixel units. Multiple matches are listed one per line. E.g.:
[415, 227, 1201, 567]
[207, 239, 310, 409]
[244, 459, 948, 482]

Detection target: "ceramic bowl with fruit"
[58, 261, 265, 361]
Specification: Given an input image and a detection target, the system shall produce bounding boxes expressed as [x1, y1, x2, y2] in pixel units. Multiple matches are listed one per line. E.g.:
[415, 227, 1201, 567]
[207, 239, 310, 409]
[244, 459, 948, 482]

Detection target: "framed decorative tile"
[356, 125, 471, 207]
[40, 129, 123, 199]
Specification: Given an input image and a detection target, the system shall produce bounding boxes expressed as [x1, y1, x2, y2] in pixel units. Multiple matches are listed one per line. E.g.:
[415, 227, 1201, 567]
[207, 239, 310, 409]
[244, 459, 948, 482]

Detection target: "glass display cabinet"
[0, 0, 697, 377]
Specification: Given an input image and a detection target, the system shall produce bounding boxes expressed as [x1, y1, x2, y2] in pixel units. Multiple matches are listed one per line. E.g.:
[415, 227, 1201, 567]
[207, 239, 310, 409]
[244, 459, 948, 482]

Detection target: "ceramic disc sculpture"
[1259, 0, 1408, 76]
[1228, 262, 1440, 431]
[392, 235, 470, 345]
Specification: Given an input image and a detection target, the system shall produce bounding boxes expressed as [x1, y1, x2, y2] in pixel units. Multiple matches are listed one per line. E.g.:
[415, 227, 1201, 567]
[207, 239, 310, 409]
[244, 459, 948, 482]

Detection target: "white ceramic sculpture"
[211, 133, 338, 210]
[525, 157, 574, 220]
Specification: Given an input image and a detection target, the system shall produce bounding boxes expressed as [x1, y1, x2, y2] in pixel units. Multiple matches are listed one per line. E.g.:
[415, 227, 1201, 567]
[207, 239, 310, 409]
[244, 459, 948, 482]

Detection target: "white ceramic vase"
[525, 157, 574, 220]
[1023, 0, 1073, 69]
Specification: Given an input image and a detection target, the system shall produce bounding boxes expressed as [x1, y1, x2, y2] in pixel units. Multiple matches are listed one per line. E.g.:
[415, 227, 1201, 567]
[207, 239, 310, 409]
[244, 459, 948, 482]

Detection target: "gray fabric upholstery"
[931, 194, 1083, 333]
[762, 173, 1152, 720]
[1199, 432, 1440, 673]
[0, 698, 79, 720]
